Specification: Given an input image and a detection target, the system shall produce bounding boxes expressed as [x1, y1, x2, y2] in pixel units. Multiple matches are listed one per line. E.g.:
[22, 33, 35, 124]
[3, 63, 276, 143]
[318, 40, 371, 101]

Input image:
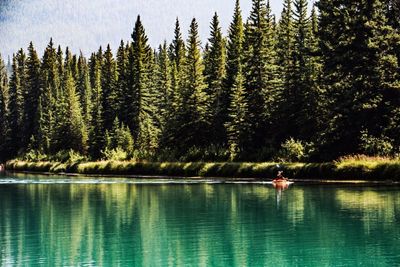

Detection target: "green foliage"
[1, 1, 400, 163]
[277, 138, 306, 162]
[102, 147, 128, 161]
[101, 44, 117, 130]
[359, 131, 394, 157]
[317, 0, 400, 159]
[204, 13, 228, 145]
[242, 0, 281, 154]
[0, 53, 9, 161]
[103, 117, 134, 159]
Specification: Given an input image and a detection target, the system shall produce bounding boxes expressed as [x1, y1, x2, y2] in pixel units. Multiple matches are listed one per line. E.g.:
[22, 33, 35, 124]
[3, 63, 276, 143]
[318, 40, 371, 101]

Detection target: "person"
[275, 171, 287, 181]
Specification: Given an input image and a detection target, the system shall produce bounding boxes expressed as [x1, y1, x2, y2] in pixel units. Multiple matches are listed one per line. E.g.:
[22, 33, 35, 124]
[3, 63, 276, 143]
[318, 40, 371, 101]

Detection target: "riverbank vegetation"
[0, 0, 399, 163]
[6, 155, 400, 181]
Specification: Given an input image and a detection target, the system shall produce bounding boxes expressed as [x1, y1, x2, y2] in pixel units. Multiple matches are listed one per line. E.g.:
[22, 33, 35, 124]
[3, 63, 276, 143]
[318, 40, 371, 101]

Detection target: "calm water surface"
[0, 173, 399, 266]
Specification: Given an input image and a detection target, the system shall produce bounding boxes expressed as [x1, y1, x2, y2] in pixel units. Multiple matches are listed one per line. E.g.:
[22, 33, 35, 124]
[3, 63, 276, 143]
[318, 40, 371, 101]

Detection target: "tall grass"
[5, 156, 400, 181]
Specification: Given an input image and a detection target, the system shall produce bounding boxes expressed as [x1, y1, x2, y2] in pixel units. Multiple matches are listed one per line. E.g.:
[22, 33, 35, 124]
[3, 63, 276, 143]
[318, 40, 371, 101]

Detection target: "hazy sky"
[0, 0, 312, 59]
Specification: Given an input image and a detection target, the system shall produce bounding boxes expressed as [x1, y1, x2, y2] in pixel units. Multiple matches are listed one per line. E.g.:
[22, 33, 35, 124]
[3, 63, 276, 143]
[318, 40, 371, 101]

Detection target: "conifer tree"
[102, 44, 117, 130]
[77, 53, 92, 126]
[278, 0, 312, 141]
[317, 0, 400, 158]
[56, 45, 64, 79]
[156, 42, 173, 132]
[226, 66, 250, 160]
[88, 49, 105, 159]
[243, 0, 280, 157]
[183, 18, 209, 148]
[61, 63, 88, 153]
[204, 12, 228, 145]
[116, 40, 128, 119]
[225, 0, 244, 95]
[37, 39, 59, 153]
[276, 0, 294, 93]
[7, 55, 23, 156]
[23, 42, 41, 149]
[170, 18, 186, 74]
[128, 16, 159, 153]
[0, 54, 9, 160]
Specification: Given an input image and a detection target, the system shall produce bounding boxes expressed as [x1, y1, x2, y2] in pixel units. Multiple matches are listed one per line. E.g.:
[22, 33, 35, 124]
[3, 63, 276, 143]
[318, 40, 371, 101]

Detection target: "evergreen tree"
[204, 12, 228, 146]
[61, 64, 88, 153]
[36, 39, 60, 153]
[243, 0, 280, 158]
[128, 16, 159, 153]
[156, 42, 173, 132]
[170, 18, 186, 73]
[23, 42, 41, 149]
[102, 44, 117, 130]
[276, 0, 294, 110]
[116, 40, 128, 120]
[317, 0, 400, 158]
[56, 45, 64, 79]
[7, 54, 23, 156]
[0, 54, 9, 160]
[169, 18, 186, 125]
[226, 66, 250, 160]
[88, 49, 105, 159]
[277, 0, 314, 141]
[183, 18, 210, 148]
[77, 53, 92, 126]
[225, 0, 245, 95]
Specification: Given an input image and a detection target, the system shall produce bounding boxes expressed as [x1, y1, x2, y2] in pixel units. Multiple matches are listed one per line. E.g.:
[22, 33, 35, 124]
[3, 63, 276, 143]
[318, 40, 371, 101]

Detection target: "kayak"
[272, 178, 293, 189]
[272, 178, 290, 183]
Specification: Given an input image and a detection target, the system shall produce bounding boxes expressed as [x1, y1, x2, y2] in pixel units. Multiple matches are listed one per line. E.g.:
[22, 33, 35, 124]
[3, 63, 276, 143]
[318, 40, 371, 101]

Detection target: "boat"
[272, 177, 293, 189]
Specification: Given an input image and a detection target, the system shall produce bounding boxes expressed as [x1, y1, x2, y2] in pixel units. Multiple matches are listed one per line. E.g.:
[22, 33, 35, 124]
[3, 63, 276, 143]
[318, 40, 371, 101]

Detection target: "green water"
[0, 174, 399, 266]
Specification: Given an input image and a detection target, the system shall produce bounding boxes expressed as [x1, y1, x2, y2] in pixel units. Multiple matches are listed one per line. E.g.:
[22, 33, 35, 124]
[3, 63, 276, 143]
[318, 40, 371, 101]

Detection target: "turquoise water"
[0, 174, 399, 266]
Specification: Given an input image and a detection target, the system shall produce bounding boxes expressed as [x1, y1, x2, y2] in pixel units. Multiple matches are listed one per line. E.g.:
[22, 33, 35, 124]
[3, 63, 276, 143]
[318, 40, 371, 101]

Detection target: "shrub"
[277, 138, 306, 162]
[359, 131, 394, 156]
[67, 150, 86, 163]
[102, 147, 128, 161]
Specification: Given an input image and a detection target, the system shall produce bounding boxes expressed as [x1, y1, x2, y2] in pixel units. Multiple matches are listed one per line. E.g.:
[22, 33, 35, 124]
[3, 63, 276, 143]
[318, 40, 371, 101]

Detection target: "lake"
[0, 173, 399, 266]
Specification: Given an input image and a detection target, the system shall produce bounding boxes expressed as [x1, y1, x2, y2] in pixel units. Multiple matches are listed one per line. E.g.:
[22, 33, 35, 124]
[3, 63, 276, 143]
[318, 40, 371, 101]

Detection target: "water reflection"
[0, 180, 399, 266]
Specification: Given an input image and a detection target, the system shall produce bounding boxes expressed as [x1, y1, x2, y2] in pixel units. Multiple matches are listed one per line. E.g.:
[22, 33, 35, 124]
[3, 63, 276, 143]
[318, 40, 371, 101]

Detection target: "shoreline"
[4, 160, 400, 184]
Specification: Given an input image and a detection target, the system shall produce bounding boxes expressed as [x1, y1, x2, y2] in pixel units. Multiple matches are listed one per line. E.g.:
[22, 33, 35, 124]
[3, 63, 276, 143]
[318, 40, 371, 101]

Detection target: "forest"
[0, 0, 399, 163]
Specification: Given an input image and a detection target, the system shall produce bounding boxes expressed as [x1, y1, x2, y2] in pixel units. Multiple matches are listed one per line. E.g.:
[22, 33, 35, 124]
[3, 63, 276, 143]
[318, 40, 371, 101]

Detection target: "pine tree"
[170, 18, 186, 73]
[277, 0, 313, 141]
[23, 42, 41, 149]
[243, 0, 280, 157]
[0, 54, 10, 160]
[88, 49, 105, 159]
[156, 42, 173, 132]
[116, 40, 128, 120]
[37, 39, 60, 153]
[102, 44, 117, 130]
[204, 12, 228, 146]
[170, 18, 187, 113]
[317, 0, 400, 158]
[276, 0, 294, 80]
[62, 63, 88, 153]
[77, 53, 92, 126]
[183, 18, 210, 148]
[226, 66, 250, 160]
[225, 0, 244, 93]
[7, 54, 23, 156]
[127, 16, 159, 153]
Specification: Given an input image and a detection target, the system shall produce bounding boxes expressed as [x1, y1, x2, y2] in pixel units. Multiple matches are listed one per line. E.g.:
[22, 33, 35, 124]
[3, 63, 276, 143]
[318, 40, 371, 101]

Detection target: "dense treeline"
[0, 0, 399, 163]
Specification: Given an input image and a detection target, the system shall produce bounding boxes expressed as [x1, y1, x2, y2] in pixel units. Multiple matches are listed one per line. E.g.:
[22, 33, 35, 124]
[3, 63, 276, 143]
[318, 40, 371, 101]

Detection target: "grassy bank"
[5, 156, 400, 181]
